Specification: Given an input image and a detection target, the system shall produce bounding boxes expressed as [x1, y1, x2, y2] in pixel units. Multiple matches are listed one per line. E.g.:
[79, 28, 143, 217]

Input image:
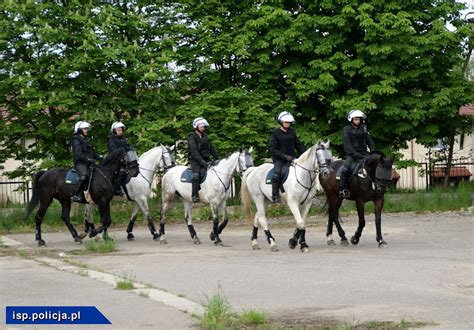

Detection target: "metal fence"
[393, 159, 474, 190]
[0, 176, 31, 206]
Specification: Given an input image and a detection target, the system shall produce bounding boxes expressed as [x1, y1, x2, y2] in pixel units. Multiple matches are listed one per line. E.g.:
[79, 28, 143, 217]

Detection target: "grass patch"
[237, 309, 267, 327]
[337, 318, 438, 329]
[115, 271, 135, 290]
[200, 288, 267, 330]
[116, 279, 134, 290]
[138, 290, 149, 298]
[84, 238, 117, 254]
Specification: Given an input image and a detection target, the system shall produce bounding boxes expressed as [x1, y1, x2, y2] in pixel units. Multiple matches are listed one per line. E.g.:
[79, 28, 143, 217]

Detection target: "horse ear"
[248, 146, 253, 154]
[324, 140, 330, 148]
[169, 145, 176, 151]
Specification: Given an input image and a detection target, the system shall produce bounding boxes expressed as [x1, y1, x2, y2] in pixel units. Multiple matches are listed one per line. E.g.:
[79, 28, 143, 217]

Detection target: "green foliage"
[0, 1, 473, 178]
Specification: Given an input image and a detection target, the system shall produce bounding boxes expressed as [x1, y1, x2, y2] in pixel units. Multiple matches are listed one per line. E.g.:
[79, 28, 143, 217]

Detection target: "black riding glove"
[284, 155, 294, 162]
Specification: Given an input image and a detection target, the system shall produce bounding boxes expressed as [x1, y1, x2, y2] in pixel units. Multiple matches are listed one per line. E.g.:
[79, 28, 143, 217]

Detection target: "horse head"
[237, 147, 254, 176]
[315, 140, 333, 179]
[364, 151, 394, 192]
[159, 144, 176, 172]
[123, 150, 140, 177]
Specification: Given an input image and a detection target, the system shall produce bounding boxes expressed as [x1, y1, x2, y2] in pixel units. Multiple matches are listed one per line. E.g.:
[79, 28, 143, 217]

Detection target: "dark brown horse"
[319, 151, 393, 248]
[26, 149, 139, 246]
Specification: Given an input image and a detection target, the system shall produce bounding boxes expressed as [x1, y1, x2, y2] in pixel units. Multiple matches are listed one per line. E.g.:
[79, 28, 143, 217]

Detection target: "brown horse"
[319, 151, 393, 248]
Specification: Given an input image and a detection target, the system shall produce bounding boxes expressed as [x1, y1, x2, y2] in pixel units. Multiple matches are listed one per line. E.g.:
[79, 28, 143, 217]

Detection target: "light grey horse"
[241, 141, 332, 252]
[83, 145, 175, 240]
[159, 148, 254, 245]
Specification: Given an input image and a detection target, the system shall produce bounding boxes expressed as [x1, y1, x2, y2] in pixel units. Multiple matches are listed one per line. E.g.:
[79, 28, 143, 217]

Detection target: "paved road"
[2, 211, 473, 329]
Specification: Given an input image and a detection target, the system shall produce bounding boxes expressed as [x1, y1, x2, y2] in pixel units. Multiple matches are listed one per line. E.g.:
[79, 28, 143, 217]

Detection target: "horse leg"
[35, 198, 53, 247]
[60, 200, 81, 244]
[211, 200, 228, 239]
[287, 201, 309, 252]
[255, 199, 278, 252]
[331, 198, 348, 246]
[126, 203, 139, 241]
[184, 200, 200, 245]
[374, 197, 387, 248]
[97, 202, 113, 241]
[211, 204, 223, 246]
[158, 194, 173, 244]
[82, 204, 95, 238]
[138, 198, 160, 241]
[251, 214, 260, 250]
[351, 200, 366, 245]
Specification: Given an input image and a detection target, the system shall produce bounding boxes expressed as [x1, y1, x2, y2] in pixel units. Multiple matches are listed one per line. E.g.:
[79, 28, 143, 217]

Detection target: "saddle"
[65, 169, 80, 185]
[335, 160, 365, 181]
[265, 163, 290, 192]
[180, 168, 207, 184]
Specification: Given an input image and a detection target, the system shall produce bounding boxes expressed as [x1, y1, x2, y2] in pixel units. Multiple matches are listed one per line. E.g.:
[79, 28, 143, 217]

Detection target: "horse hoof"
[214, 239, 223, 246]
[350, 236, 359, 245]
[152, 233, 162, 241]
[327, 239, 336, 246]
[160, 238, 168, 244]
[74, 237, 82, 245]
[209, 232, 215, 241]
[89, 229, 98, 238]
[341, 239, 349, 247]
[37, 239, 46, 247]
[271, 245, 279, 252]
[78, 232, 87, 240]
[252, 243, 260, 250]
[301, 247, 310, 253]
[288, 238, 297, 250]
[378, 240, 388, 248]
[193, 237, 202, 245]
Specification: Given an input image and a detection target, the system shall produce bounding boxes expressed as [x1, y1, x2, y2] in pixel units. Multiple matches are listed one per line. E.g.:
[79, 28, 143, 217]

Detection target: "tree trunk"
[443, 134, 455, 188]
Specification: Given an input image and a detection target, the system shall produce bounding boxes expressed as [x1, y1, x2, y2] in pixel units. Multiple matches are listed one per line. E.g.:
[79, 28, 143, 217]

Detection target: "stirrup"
[357, 168, 367, 178]
[192, 196, 200, 203]
[71, 195, 85, 203]
[338, 189, 350, 198]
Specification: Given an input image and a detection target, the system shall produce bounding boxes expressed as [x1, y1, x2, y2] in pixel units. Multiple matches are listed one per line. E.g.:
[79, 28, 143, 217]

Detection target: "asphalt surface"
[1, 211, 473, 329]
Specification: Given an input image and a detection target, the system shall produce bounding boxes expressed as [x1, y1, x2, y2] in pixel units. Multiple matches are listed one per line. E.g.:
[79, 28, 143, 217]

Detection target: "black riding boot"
[339, 171, 350, 198]
[191, 177, 200, 203]
[271, 177, 281, 203]
[71, 177, 87, 203]
[114, 172, 124, 197]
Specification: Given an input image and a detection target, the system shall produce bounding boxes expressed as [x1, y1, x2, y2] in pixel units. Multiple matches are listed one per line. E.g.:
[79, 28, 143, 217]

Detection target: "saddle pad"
[265, 166, 290, 185]
[180, 168, 207, 184]
[65, 169, 79, 185]
[336, 161, 361, 180]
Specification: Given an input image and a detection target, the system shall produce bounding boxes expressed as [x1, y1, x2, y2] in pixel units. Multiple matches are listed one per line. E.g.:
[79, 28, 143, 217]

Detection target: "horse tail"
[25, 170, 46, 218]
[240, 167, 256, 222]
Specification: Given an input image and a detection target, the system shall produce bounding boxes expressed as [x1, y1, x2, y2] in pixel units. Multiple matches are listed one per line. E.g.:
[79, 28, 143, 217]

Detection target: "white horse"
[241, 141, 332, 252]
[83, 145, 176, 240]
[159, 148, 254, 245]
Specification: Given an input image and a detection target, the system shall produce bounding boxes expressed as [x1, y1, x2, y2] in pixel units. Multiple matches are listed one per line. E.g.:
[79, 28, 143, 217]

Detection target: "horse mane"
[296, 144, 318, 163]
[369, 150, 385, 159]
[102, 148, 123, 167]
[138, 145, 164, 161]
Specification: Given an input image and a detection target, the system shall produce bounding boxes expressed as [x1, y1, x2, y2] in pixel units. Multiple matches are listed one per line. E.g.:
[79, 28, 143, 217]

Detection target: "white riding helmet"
[74, 121, 91, 133]
[193, 117, 209, 129]
[110, 121, 126, 133]
[277, 111, 295, 123]
[347, 109, 366, 122]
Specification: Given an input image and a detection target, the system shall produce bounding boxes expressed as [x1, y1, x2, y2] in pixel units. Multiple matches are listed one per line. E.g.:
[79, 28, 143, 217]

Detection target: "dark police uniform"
[71, 133, 99, 201]
[188, 131, 220, 201]
[268, 127, 306, 201]
[340, 124, 375, 194]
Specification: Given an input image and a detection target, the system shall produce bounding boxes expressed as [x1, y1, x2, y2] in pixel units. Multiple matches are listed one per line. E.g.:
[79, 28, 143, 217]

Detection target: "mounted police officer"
[188, 117, 220, 203]
[268, 111, 306, 203]
[107, 121, 132, 196]
[70, 121, 100, 203]
[339, 109, 376, 198]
